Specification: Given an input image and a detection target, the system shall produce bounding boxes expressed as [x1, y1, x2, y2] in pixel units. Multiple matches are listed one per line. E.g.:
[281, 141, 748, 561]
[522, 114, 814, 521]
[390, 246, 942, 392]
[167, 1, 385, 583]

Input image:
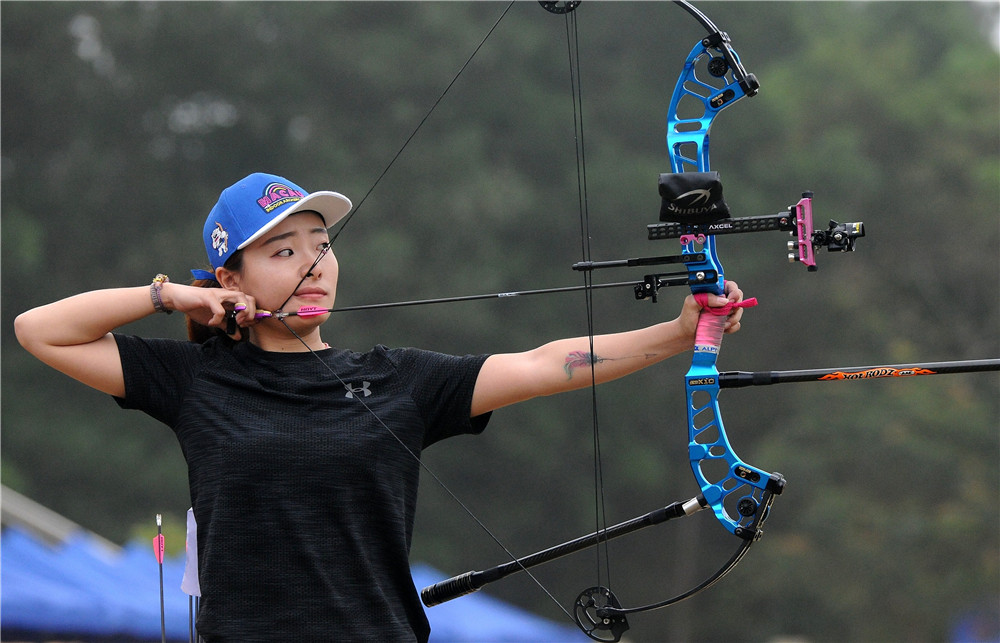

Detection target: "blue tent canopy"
[2, 526, 587, 642]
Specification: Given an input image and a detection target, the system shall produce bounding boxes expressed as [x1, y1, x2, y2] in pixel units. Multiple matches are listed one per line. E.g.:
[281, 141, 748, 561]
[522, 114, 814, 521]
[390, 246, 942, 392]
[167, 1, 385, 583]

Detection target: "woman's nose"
[303, 243, 333, 279]
[302, 255, 324, 279]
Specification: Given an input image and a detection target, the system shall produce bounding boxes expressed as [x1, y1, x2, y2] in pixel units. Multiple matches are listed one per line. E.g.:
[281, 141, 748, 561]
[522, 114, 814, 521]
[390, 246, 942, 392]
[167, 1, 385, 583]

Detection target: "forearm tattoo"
[563, 350, 657, 380]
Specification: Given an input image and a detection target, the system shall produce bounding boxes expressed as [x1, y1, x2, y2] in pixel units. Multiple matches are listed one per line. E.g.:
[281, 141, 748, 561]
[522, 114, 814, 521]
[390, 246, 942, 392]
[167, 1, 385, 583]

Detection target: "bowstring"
[561, 6, 615, 601]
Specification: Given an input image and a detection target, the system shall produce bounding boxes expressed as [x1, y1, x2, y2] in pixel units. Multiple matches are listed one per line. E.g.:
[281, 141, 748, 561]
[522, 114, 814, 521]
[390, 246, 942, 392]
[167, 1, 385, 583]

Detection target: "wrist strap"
[150, 274, 172, 314]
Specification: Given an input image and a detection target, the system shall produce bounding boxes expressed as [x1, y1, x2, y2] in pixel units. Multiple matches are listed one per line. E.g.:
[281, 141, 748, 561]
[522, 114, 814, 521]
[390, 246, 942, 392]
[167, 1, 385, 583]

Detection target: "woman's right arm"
[14, 282, 256, 397]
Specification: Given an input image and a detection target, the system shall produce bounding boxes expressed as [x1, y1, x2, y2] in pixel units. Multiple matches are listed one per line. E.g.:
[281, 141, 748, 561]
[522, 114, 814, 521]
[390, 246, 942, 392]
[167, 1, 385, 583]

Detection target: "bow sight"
[573, 176, 866, 304]
[648, 174, 866, 283]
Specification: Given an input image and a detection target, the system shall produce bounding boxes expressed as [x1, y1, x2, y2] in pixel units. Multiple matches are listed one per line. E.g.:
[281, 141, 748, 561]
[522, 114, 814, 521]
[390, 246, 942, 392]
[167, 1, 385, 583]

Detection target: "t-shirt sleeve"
[112, 333, 204, 427]
[388, 348, 492, 447]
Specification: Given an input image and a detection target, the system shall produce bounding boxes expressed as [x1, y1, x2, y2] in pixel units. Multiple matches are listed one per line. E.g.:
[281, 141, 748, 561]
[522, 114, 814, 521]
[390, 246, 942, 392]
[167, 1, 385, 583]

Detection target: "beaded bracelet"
[150, 273, 173, 314]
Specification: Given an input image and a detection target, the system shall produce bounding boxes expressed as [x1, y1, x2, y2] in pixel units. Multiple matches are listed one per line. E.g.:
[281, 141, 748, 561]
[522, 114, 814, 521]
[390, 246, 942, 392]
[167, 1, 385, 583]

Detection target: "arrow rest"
[633, 269, 719, 303]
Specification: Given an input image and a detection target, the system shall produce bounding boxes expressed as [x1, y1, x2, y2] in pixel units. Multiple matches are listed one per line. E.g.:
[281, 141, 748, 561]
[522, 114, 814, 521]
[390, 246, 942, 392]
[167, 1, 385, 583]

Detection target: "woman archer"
[15, 172, 747, 642]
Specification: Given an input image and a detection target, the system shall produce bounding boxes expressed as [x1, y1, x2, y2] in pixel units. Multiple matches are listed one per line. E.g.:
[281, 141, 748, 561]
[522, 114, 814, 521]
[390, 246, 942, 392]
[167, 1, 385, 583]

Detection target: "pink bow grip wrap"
[692, 293, 758, 348]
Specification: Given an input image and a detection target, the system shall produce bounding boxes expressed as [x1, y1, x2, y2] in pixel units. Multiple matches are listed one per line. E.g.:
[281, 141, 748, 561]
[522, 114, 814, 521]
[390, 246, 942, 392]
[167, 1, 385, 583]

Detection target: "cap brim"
[237, 191, 353, 250]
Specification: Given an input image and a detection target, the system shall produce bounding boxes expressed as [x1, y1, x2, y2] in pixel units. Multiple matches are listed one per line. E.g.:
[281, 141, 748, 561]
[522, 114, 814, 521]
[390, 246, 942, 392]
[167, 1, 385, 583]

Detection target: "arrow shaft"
[327, 281, 642, 314]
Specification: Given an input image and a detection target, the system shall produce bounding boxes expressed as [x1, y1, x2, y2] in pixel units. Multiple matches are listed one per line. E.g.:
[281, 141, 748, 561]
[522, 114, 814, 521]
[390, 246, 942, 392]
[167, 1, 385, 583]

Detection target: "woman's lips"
[294, 288, 327, 300]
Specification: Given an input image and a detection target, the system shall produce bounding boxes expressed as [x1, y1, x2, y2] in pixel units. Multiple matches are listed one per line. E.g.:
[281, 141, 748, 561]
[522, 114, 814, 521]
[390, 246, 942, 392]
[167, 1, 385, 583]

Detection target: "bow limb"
[686, 306, 785, 539]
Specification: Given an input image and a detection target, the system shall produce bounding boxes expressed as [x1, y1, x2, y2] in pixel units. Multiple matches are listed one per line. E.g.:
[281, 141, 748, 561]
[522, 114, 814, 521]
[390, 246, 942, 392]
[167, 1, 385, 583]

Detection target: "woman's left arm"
[471, 282, 745, 417]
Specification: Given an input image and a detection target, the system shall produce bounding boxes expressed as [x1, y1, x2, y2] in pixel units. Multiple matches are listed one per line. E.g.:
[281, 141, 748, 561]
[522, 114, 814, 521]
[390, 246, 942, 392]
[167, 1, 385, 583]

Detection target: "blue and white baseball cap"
[192, 172, 352, 280]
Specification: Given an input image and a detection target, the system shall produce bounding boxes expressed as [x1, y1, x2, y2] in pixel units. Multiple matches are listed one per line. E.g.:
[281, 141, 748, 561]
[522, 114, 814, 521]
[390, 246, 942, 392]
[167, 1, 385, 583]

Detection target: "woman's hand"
[676, 280, 747, 340]
[721, 280, 745, 333]
[160, 283, 259, 337]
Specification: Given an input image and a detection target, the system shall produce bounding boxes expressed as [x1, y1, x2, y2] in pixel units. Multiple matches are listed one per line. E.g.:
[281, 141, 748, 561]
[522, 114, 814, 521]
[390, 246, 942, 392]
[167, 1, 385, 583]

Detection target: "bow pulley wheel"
[538, 0, 581, 14]
[574, 586, 629, 642]
[707, 54, 729, 77]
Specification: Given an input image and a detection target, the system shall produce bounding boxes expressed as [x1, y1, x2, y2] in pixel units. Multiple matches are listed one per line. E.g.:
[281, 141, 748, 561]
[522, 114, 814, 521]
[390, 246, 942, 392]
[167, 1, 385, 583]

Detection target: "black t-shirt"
[114, 334, 490, 642]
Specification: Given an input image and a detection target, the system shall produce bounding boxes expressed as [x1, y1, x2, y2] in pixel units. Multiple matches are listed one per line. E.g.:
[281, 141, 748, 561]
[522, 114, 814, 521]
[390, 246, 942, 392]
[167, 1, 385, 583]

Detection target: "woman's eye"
[318, 241, 331, 252]
[275, 249, 294, 258]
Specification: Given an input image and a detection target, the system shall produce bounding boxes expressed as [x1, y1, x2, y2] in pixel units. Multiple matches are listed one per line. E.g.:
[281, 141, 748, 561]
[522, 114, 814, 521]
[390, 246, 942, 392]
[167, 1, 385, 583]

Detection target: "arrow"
[153, 514, 166, 643]
[247, 280, 644, 319]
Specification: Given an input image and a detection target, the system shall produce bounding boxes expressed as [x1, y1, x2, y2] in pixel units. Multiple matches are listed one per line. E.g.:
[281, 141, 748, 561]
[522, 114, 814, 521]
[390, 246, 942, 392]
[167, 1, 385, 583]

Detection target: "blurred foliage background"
[2, 2, 997, 641]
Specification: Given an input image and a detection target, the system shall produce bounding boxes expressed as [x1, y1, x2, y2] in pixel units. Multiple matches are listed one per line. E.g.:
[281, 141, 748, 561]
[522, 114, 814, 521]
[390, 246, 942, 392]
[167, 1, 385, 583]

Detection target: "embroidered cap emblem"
[257, 182, 305, 214]
[211, 222, 229, 257]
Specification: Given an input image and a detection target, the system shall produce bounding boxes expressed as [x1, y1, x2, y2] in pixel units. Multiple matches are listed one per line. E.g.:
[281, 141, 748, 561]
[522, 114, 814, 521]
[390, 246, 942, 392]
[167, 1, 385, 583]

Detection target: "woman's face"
[226, 211, 338, 319]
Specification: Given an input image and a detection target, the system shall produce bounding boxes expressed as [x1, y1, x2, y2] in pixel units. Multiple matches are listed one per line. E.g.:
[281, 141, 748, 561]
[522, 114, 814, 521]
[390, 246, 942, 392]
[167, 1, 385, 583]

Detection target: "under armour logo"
[345, 381, 372, 398]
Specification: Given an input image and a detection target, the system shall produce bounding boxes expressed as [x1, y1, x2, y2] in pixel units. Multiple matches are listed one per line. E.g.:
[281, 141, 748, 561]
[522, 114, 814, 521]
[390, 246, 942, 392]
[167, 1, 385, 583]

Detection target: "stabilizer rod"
[420, 497, 705, 607]
[719, 359, 1000, 388]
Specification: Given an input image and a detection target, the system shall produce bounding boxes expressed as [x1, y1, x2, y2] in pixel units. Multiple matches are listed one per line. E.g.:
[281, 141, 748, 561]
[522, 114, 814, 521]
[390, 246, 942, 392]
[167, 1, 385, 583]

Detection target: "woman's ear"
[215, 266, 240, 290]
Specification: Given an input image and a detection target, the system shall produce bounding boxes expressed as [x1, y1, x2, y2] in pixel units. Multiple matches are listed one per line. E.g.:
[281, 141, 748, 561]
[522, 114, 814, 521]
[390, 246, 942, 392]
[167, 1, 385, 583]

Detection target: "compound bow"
[420, 2, 865, 641]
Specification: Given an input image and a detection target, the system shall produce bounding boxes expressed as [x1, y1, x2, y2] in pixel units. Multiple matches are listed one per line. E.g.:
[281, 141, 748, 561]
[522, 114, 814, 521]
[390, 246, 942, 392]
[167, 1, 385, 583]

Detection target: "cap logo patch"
[211, 222, 229, 257]
[258, 182, 304, 213]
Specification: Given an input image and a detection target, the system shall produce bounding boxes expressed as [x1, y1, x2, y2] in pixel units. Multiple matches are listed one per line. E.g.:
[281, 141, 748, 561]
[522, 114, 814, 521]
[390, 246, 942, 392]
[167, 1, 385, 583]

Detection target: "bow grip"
[692, 292, 759, 349]
[694, 309, 727, 354]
